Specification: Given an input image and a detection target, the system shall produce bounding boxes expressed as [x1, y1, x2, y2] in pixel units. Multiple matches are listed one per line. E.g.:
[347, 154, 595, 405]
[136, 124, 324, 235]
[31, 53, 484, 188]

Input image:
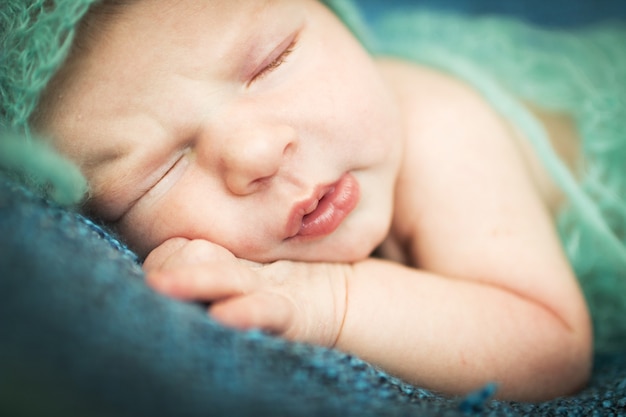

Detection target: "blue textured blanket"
[2, 176, 626, 417]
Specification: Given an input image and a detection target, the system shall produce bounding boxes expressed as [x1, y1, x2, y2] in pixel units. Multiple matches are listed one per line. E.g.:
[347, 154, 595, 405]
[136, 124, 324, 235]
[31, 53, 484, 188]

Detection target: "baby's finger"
[146, 262, 255, 301]
[210, 292, 294, 337]
[175, 239, 236, 265]
[150, 239, 238, 273]
[143, 237, 190, 273]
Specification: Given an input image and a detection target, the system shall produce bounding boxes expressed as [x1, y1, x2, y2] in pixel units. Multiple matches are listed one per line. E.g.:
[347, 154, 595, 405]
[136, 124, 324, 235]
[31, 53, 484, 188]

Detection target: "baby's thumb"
[143, 237, 191, 273]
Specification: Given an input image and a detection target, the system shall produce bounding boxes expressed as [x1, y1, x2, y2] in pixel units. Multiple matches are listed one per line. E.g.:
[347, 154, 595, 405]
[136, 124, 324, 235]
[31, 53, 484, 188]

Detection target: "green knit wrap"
[0, 0, 98, 135]
[1, 0, 99, 204]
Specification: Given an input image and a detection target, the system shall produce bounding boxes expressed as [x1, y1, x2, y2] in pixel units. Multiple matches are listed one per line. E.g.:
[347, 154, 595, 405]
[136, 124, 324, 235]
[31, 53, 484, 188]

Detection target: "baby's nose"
[222, 124, 295, 196]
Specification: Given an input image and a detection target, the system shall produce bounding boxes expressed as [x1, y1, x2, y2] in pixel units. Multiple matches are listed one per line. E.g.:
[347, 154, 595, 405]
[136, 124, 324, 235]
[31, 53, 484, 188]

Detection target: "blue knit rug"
[2, 175, 626, 417]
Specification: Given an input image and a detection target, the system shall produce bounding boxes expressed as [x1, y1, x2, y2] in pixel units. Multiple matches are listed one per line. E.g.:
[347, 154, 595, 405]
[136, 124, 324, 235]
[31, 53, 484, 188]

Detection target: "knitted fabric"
[4, 173, 626, 416]
[0, 131, 86, 205]
[0, 0, 98, 136]
[0, 0, 97, 205]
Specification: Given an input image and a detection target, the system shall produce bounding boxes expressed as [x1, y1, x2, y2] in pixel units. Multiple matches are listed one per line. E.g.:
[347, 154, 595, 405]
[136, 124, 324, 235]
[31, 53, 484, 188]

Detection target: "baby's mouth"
[285, 173, 360, 240]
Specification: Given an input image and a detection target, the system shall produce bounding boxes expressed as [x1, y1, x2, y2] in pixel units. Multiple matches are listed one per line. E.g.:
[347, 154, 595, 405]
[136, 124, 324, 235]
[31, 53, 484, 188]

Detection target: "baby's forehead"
[2, 0, 351, 134]
[75, 0, 305, 62]
[36, 1, 315, 152]
[98, 0, 296, 29]
[37, 1, 304, 111]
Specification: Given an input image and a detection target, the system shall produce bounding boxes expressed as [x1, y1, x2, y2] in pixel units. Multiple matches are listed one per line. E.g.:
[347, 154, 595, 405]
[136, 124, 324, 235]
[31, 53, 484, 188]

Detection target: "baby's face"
[39, 0, 403, 262]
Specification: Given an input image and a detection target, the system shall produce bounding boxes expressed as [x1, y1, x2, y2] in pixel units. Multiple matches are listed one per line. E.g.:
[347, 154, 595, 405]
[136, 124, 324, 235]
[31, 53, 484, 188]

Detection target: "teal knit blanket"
[2, 174, 626, 417]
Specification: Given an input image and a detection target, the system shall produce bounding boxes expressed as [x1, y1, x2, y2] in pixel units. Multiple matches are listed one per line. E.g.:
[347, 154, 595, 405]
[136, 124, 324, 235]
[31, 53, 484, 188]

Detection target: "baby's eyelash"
[139, 151, 188, 200]
[266, 45, 295, 72]
[250, 38, 298, 84]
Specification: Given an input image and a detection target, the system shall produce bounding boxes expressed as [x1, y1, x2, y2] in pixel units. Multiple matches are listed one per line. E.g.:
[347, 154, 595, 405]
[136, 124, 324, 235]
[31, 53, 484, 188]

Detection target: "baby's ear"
[0, 130, 88, 206]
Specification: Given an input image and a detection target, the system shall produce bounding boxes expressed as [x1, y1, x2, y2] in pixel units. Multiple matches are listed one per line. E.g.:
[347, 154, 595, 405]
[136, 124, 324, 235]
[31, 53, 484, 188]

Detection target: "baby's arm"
[336, 259, 590, 401]
[144, 235, 589, 401]
[343, 60, 592, 400]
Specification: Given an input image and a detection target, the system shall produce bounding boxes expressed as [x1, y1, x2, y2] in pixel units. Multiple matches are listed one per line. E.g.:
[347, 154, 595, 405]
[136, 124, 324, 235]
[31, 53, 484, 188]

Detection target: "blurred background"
[358, 0, 626, 27]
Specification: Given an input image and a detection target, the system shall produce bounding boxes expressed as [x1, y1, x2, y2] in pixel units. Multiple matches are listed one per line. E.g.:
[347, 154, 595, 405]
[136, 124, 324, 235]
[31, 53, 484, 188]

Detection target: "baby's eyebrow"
[82, 147, 128, 171]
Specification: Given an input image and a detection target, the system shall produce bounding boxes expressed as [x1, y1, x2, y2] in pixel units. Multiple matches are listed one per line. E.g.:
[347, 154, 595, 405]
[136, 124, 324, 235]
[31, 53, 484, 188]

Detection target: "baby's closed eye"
[103, 147, 193, 224]
[247, 31, 300, 86]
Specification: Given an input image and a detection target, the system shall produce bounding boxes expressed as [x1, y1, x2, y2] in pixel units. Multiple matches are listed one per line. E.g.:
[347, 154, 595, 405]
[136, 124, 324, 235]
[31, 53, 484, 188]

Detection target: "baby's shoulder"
[376, 57, 569, 216]
[375, 57, 491, 118]
[375, 57, 570, 253]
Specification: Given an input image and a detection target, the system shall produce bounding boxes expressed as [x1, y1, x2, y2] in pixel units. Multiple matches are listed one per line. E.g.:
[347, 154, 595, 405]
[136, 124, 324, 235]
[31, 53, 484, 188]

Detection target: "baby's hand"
[143, 238, 350, 348]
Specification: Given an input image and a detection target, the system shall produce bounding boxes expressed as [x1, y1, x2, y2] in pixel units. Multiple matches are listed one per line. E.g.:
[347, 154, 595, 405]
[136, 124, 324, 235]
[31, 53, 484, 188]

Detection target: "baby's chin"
[255, 224, 390, 264]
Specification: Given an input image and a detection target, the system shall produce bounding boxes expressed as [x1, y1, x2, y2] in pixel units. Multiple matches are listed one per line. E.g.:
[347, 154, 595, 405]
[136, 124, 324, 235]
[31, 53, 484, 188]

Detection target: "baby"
[28, 0, 606, 401]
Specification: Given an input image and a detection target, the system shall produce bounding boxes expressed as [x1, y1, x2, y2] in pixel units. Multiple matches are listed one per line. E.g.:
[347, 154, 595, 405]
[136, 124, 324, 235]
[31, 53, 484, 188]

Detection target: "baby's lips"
[285, 173, 360, 240]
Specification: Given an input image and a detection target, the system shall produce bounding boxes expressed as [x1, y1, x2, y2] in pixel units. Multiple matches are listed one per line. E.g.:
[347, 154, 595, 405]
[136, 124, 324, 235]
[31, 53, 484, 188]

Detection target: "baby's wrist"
[327, 263, 353, 349]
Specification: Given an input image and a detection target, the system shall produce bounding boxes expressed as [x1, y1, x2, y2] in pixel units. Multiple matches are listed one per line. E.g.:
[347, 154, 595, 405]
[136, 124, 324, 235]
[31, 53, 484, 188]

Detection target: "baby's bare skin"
[36, 0, 591, 401]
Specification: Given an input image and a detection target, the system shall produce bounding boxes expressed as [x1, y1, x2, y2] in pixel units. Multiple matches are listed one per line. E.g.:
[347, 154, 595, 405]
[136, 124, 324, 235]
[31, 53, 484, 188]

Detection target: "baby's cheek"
[115, 213, 163, 259]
